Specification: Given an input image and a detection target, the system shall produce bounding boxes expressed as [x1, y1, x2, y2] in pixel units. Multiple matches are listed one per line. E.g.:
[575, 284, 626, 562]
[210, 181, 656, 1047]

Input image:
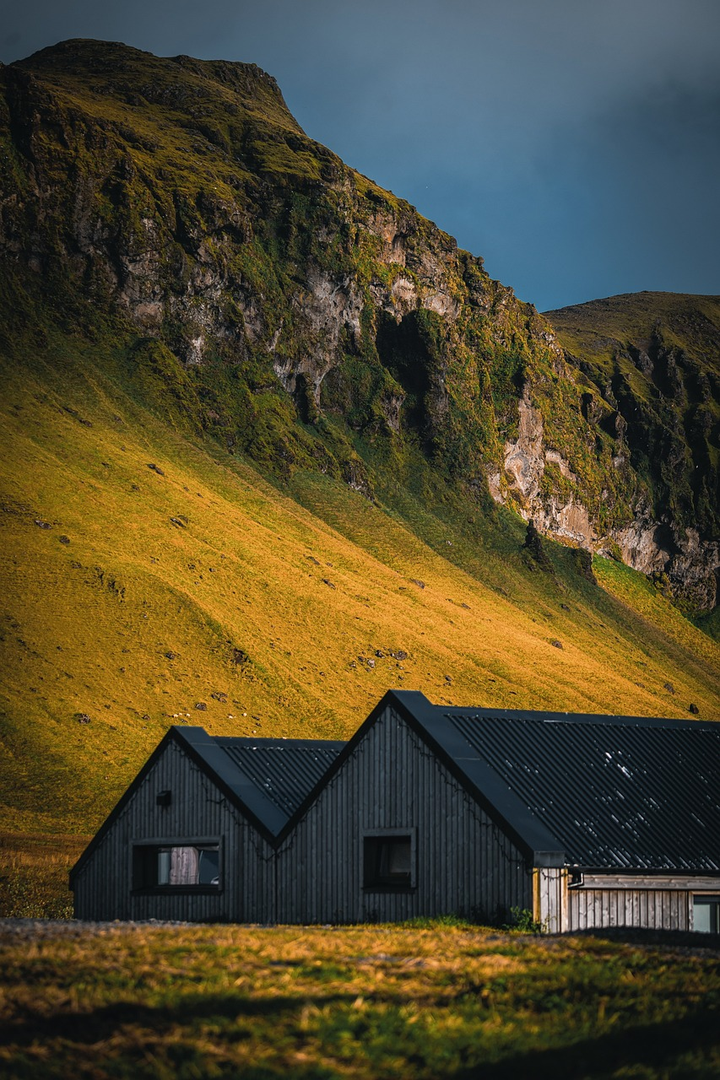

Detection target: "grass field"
[0, 920, 718, 1079]
[0, 833, 86, 919]
[2, 337, 719, 837]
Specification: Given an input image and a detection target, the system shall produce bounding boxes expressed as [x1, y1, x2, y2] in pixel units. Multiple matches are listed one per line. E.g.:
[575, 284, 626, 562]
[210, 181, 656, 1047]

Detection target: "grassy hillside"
[1, 921, 719, 1079]
[546, 292, 720, 375]
[1, 328, 719, 836]
[1, 45, 719, 840]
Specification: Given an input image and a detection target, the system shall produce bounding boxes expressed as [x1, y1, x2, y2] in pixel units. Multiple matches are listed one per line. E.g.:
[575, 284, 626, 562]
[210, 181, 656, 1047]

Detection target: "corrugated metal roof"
[215, 738, 345, 820]
[439, 708, 720, 871]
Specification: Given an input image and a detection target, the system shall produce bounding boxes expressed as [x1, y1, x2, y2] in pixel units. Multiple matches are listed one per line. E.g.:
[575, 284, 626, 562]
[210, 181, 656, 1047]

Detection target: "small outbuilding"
[71, 690, 720, 932]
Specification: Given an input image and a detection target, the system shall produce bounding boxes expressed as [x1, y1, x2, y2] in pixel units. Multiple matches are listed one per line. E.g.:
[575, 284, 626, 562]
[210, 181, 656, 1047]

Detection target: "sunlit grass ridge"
[1, 330, 718, 836]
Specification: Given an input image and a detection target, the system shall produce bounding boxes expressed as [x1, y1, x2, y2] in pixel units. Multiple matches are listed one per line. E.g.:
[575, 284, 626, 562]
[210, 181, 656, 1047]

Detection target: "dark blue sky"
[2, 0, 719, 311]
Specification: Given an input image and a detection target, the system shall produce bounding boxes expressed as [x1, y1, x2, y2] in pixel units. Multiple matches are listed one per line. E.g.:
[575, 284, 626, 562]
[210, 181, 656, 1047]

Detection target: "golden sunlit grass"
[1, 339, 719, 835]
[0, 833, 87, 918]
[0, 921, 718, 1078]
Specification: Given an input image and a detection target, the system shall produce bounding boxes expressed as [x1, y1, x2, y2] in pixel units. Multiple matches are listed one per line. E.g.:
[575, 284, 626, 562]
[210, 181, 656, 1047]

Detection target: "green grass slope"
[1, 332, 719, 835]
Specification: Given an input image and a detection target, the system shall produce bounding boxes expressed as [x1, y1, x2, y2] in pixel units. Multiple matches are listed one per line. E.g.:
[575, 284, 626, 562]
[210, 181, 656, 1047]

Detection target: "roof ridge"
[391, 693, 566, 865]
[213, 736, 346, 747]
[437, 706, 718, 728]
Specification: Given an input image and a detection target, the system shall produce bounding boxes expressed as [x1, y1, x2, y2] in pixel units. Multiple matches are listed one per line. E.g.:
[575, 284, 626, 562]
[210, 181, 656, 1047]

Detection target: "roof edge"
[70, 726, 182, 885]
[70, 725, 287, 885]
[274, 690, 566, 864]
[274, 689, 412, 845]
[170, 726, 288, 840]
[438, 704, 720, 729]
[389, 691, 567, 866]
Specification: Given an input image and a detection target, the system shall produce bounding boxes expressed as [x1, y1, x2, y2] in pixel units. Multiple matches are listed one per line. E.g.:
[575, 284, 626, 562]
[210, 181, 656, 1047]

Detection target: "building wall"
[72, 738, 274, 921]
[275, 704, 533, 924]
[566, 875, 720, 932]
[75, 719, 719, 930]
[568, 888, 690, 930]
[534, 868, 567, 934]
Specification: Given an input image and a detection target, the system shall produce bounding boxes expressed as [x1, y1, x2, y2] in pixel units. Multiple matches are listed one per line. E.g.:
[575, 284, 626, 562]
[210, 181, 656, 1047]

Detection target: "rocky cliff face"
[1, 40, 717, 612]
[547, 294, 720, 612]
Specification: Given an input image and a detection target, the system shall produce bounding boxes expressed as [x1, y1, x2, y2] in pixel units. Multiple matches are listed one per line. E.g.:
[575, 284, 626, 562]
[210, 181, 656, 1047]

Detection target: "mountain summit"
[2, 39, 717, 611]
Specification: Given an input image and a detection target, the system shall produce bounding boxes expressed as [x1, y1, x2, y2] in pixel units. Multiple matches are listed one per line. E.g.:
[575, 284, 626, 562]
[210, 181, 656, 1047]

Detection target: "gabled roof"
[212, 735, 345, 821]
[389, 692, 720, 873]
[70, 726, 344, 883]
[72, 691, 720, 885]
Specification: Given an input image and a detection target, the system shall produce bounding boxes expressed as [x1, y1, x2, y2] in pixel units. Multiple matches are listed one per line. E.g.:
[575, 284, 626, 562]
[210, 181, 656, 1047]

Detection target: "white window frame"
[691, 893, 720, 933]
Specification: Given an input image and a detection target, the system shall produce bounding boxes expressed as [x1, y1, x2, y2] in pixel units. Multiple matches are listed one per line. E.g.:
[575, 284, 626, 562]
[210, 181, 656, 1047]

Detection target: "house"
[71, 690, 720, 932]
[70, 725, 344, 922]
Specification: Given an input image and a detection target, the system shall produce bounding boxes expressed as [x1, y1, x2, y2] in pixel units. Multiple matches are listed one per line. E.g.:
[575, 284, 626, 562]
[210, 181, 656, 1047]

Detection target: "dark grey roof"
[410, 699, 720, 873]
[72, 691, 720, 887]
[178, 728, 345, 836]
[215, 737, 345, 819]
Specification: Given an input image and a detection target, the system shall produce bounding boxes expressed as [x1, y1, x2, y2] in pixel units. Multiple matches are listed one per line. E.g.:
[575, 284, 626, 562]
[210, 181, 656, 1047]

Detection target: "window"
[693, 895, 720, 933]
[133, 842, 220, 891]
[363, 833, 414, 890]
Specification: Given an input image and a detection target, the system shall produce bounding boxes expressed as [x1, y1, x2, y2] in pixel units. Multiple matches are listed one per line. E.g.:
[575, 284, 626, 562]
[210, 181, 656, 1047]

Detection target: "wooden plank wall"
[535, 868, 566, 934]
[72, 739, 275, 921]
[275, 704, 533, 924]
[568, 888, 690, 931]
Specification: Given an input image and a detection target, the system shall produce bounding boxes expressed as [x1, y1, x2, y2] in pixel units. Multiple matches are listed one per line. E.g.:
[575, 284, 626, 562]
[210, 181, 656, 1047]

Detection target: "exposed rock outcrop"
[1, 40, 718, 612]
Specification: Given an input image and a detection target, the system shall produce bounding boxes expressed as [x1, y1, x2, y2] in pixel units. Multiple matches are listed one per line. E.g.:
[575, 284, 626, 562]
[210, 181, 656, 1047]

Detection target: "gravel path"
[0, 917, 189, 941]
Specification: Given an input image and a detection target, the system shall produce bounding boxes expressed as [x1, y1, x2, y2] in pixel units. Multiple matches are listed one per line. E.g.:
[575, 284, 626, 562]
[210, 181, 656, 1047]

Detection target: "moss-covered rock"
[1, 40, 717, 613]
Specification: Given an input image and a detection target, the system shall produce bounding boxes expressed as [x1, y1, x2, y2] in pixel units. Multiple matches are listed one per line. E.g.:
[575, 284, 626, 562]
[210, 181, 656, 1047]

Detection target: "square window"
[364, 834, 414, 890]
[693, 895, 720, 933]
[133, 842, 220, 890]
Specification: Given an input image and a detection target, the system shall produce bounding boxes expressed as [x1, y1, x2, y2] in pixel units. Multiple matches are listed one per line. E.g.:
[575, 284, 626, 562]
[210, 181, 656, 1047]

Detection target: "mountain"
[547, 292, 720, 613]
[0, 40, 718, 833]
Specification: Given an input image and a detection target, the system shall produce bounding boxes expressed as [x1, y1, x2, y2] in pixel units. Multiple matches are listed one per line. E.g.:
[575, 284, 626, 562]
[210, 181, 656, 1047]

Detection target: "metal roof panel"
[215, 738, 345, 819]
[439, 709, 720, 871]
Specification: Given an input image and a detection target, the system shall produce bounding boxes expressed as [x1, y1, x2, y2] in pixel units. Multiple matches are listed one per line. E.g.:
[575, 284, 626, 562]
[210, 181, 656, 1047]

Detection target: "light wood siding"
[534, 868, 567, 933]
[72, 739, 274, 921]
[568, 888, 690, 931]
[276, 705, 532, 924]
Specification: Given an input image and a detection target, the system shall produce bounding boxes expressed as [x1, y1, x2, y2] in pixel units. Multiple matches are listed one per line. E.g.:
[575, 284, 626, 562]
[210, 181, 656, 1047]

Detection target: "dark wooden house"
[71, 690, 720, 932]
[70, 725, 344, 922]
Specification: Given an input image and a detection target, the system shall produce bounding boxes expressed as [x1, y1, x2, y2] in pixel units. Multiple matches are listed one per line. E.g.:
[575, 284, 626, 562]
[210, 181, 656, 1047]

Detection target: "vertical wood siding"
[568, 888, 690, 931]
[275, 705, 532, 924]
[73, 739, 274, 921]
[535, 868, 567, 933]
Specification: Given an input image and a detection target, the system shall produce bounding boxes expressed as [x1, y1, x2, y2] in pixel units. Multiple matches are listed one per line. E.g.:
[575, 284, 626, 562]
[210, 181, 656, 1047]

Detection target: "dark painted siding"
[276, 705, 532, 923]
[72, 739, 274, 921]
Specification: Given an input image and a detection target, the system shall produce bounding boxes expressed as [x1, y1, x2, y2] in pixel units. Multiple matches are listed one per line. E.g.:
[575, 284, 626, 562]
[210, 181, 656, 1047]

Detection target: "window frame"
[131, 836, 223, 895]
[362, 828, 416, 893]
[691, 893, 720, 934]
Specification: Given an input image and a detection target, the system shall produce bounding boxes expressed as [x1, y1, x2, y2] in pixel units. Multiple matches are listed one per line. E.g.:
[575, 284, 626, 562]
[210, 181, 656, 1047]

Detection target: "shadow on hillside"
[0, 990, 356, 1047]
[452, 1006, 719, 1080]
